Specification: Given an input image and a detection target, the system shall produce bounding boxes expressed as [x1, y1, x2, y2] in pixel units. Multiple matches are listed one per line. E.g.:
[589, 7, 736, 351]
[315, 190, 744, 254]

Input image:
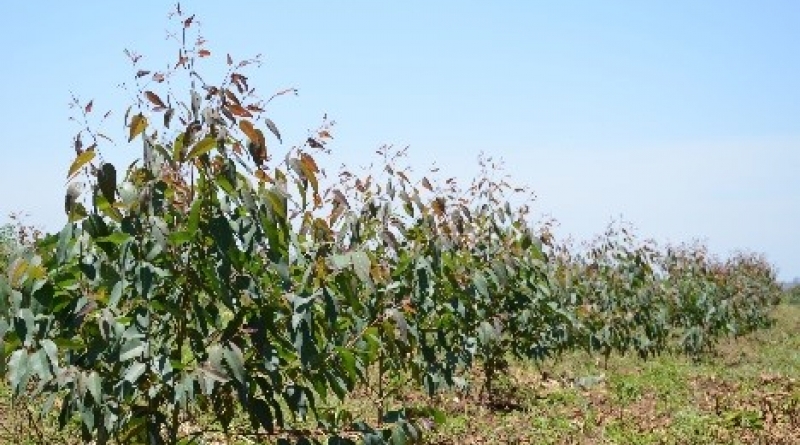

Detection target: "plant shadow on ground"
[1, 303, 799, 444]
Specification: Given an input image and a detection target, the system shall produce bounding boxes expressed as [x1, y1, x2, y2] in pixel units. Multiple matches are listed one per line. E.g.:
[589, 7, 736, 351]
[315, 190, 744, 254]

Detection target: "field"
[1, 300, 797, 445]
[0, 7, 794, 444]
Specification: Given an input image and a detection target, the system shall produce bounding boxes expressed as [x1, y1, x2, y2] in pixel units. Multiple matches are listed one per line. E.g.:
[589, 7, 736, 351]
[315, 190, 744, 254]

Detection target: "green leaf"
[56, 223, 74, 263]
[168, 231, 193, 246]
[337, 348, 359, 382]
[98, 232, 131, 245]
[54, 338, 85, 350]
[28, 349, 52, 381]
[67, 150, 96, 180]
[250, 398, 274, 433]
[109, 281, 124, 308]
[7, 350, 29, 394]
[135, 264, 154, 299]
[120, 338, 144, 361]
[222, 343, 245, 384]
[86, 371, 101, 403]
[173, 133, 186, 162]
[97, 162, 117, 204]
[330, 252, 372, 283]
[473, 273, 489, 297]
[186, 136, 216, 161]
[124, 362, 146, 383]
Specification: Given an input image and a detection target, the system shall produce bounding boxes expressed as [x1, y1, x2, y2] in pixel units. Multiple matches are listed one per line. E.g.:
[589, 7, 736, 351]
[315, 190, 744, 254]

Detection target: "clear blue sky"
[1, 1, 798, 280]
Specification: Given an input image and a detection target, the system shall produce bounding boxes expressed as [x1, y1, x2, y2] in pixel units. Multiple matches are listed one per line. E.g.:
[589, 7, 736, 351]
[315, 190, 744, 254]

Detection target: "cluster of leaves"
[0, 224, 12, 268]
[0, 214, 42, 272]
[786, 284, 800, 305]
[549, 228, 782, 363]
[0, 6, 783, 445]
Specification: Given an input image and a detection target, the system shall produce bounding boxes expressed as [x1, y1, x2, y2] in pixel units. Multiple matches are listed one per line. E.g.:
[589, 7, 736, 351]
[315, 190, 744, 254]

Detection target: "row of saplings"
[0, 153, 781, 445]
[0, 11, 783, 445]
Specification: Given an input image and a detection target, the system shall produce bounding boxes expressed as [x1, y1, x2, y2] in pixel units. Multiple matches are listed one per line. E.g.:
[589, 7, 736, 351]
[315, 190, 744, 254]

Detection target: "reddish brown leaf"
[175, 49, 188, 69]
[300, 152, 319, 173]
[85, 101, 93, 113]
[432, 197, 446, 217]
[254, 169, 272, 183]
[248, 140, 267, 167]
[230, 73, 249, 94]
[145, 91, 166, 108]
[224, 89, 241, 106]
[198, 49, 211, 58]
[239, 120, 259, 144]
[307, 138, 323, 149]
[183, 14, 195, 28]
[228, 104, 252, 118]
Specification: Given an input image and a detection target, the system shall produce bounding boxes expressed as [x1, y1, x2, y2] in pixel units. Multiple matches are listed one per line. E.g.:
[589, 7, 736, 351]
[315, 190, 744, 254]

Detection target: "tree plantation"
[0, 7, 786, 445]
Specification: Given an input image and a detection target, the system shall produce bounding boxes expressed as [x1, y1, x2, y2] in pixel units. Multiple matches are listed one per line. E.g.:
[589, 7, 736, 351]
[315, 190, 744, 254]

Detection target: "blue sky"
[0, 1, 798, 280]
